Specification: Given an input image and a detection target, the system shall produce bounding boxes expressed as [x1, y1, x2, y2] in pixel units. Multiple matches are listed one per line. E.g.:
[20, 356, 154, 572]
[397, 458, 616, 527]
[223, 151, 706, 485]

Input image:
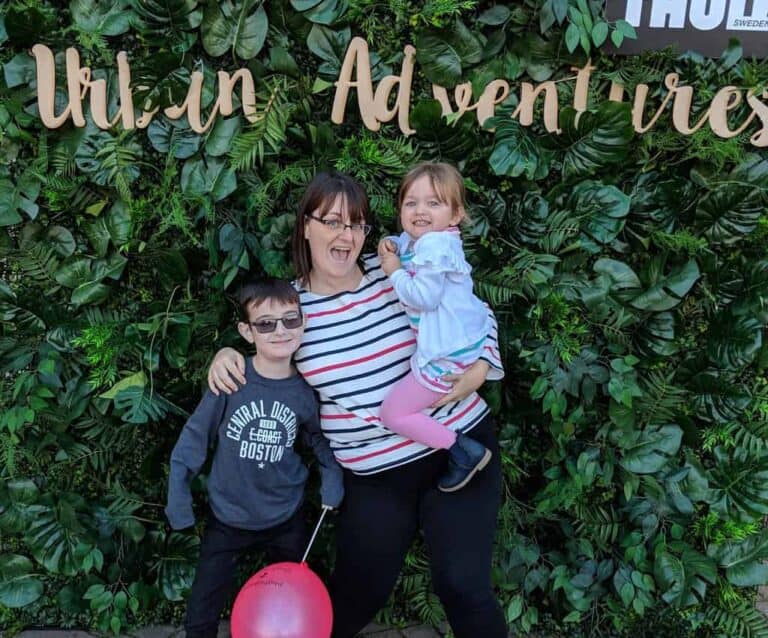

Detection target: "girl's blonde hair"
[397, 162, 470, 225]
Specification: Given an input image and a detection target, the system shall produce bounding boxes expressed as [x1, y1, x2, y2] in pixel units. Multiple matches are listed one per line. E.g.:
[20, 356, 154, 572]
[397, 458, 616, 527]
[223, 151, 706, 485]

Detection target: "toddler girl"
[378, 162, 502, 492]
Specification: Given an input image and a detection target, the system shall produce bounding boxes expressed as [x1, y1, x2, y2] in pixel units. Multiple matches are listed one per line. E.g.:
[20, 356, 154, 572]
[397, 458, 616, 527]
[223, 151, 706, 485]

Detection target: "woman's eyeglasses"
[306, 214, 372, 236]
[249, 313, 303, 333]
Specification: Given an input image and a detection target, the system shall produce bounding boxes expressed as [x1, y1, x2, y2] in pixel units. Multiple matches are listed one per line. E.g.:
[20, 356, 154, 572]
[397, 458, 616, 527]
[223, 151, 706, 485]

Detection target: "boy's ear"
[237, 321, 255, 344]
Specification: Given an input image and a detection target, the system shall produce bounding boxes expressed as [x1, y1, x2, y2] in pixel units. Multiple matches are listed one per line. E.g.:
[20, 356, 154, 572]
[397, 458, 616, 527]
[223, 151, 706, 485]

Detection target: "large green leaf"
[290, 0, 322, 9]
[70, 0, 133, 35]
[697, 184, 764, 245]
[306, 25, 351, 76]
[180, 157, 237, 201]
[410, 99, 478, 158]
[629, 260, 700, 312]
[201, 0, 268, 59]
[24, 496, 91, 576]
[148, 117, 201, 159]
[709, 531, 768, 586]
[151, 531, 199, 601]
[105, 201, 133, 247]
[130, 0, 202, 51]
[568, 181, 631, 249]
[635, 312, 678, 357]
[46, 226, 76, 257]
[731, 153, 768, 188]
[487, 117, 551, 180]
[113, 385, 183, 423]
[654, 545, 716, 607]
[556, 102, 634, 179]
[0, 554, 43, 608]
[619, 425, 682, 474]
[0, 480, 40, 534]
[3, 53, 36, 88]
[75, 132, 142, 196]
[131, 56, 191, 112]
[0, 170, 40, 226]
[54, 257, 92, 289]
[689, 371, 750, 423]
[705, 447, 768, 520]
[629, 173, 696, 237]
[71, 281, 111, 307]
[204, 116, 242, 157]
[415, 32, 462, 87]
[444, 20, 483, 65]
[299, 0, 348, 25]
[593, 259, 642, 295]
[707, 312, 762, 370]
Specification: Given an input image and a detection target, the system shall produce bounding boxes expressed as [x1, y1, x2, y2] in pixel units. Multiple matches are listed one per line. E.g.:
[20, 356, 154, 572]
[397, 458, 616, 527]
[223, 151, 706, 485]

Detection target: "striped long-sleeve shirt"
[294, 254, 504, 475]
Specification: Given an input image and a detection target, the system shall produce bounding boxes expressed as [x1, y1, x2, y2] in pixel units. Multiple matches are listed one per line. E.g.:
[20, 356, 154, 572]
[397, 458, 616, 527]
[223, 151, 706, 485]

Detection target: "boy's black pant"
[328, 415, 507, 638]
[184, 507, 308, 638]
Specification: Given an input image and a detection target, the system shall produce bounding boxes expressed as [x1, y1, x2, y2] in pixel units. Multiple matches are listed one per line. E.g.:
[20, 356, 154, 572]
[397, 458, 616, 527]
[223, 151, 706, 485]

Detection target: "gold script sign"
[30, 40, 768, 147]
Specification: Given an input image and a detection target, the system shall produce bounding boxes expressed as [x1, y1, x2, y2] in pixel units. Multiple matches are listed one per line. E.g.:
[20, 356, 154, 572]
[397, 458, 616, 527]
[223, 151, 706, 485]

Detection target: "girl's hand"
[207, 347, 246, 395]
[432, 360, 490, 408]
[378, 238, 397, 257]
[380, 251, 401, 276]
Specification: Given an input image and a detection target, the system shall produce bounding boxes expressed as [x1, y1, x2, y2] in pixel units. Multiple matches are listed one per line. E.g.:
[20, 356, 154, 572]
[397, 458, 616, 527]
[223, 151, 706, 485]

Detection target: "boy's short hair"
[238, 277, 300, 321]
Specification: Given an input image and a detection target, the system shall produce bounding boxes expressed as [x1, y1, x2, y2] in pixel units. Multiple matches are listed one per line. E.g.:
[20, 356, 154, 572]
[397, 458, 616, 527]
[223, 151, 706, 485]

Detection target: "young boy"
[165, 277, 343, 638]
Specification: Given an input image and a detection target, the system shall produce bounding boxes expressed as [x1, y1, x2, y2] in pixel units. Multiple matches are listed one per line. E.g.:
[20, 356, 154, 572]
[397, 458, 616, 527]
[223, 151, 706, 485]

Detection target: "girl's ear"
[451, 205, 466, 226]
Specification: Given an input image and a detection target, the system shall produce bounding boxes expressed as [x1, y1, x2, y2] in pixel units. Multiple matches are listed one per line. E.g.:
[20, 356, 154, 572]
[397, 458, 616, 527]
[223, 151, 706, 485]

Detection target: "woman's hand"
[207, 347, 246, 395]
[432, 360, 490, 408]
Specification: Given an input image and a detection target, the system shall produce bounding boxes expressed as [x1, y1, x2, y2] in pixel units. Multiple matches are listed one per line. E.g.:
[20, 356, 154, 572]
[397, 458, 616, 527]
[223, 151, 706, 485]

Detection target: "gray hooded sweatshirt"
[165, 363, 343, 530]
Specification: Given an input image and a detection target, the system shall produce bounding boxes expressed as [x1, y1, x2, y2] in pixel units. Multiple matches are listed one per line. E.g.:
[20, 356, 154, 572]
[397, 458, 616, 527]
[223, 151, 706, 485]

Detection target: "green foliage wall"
[1, 0, 768, 635]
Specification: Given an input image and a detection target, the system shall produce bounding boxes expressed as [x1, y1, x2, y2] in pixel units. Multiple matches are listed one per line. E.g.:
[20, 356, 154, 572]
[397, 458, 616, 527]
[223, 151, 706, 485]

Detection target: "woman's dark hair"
[291, 171, 371, 287]
[238, 277, 300, 321]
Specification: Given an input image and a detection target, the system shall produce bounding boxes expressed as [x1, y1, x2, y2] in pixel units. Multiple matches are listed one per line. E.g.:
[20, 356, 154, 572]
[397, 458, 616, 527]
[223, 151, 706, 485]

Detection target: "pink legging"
[379, 372, 457, 449]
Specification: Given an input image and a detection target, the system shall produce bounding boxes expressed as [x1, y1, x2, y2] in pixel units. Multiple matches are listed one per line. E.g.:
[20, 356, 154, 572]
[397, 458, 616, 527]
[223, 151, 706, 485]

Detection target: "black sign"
[606, 0, 768, 58]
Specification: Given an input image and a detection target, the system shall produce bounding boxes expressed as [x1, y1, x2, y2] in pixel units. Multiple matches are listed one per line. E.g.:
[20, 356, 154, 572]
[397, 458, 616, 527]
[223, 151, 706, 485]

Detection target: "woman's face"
[304, 195, 365, 290]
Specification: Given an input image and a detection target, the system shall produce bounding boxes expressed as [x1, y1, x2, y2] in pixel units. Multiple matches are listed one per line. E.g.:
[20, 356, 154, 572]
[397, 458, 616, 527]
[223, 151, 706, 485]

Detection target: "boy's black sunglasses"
[249, 313, 303, 333]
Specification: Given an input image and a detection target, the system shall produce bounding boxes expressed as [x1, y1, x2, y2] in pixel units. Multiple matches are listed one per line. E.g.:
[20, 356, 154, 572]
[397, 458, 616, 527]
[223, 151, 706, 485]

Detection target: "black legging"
[183, 509, 307, 638]
[328, 414, 507, 638]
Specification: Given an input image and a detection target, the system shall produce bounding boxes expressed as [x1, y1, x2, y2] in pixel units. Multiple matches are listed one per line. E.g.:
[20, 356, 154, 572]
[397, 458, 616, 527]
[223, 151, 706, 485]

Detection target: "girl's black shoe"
[438, 433, 492, 492]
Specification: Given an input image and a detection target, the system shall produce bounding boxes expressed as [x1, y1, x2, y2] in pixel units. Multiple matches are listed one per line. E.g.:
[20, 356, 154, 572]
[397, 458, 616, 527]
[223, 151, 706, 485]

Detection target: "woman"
[208, 171, 507, 638]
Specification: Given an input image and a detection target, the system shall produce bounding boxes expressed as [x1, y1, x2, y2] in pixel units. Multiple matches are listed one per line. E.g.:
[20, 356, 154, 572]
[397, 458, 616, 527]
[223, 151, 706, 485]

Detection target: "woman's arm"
[431, 360, 489, 408]
[207, 347, 247, 395]
[431, 308, 504, 407]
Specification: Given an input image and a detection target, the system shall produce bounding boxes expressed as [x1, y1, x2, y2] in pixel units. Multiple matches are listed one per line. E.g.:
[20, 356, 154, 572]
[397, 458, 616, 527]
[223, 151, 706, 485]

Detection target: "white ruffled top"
[388, 229, 495, 373]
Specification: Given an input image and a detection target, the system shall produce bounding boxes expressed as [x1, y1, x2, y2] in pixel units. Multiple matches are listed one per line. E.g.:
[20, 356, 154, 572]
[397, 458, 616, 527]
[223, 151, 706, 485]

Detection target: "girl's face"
[400, 175, 463, 239]
[304, 194, 365, 291]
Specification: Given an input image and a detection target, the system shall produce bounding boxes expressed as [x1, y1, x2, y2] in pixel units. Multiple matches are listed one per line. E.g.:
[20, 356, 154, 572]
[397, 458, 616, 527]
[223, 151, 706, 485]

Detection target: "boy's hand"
[380, 251, 401, 276]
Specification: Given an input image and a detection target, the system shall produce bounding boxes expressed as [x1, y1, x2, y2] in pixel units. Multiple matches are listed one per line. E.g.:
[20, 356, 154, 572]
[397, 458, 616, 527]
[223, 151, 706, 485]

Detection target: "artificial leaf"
[70, 0, 132, 35]
[619, 425, 682, 474]
[201, 0, 268, 59]
[0, 554, 43, 608]
[556, 102, 634, 179]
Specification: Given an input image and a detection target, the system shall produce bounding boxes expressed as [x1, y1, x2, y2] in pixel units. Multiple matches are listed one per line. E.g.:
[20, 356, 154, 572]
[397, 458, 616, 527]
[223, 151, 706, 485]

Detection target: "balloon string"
[302, 505, 331, 563]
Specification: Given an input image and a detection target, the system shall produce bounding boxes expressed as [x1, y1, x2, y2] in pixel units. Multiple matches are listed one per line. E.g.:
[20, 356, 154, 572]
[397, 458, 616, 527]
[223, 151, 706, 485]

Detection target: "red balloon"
[231, 562, 333, 638]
